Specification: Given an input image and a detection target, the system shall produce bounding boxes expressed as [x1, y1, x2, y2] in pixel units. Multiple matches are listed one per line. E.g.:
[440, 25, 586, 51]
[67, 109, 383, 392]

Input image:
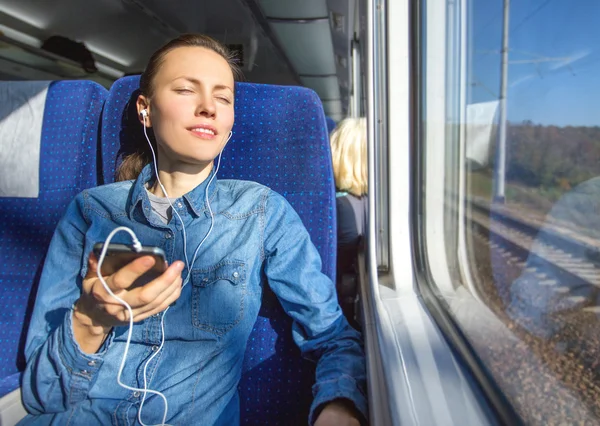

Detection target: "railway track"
[463, 197, 600, 425]
[467, 197, 600, 313]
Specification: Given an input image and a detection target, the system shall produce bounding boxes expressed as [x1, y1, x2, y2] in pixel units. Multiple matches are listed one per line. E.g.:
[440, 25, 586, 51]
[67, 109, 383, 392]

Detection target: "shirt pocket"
[191, 260, 247, 336]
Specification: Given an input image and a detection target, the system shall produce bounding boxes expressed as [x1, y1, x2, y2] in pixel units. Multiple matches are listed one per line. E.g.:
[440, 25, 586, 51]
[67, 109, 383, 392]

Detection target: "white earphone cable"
[93, 110, 231, 425]
[95, 227, 171, 426]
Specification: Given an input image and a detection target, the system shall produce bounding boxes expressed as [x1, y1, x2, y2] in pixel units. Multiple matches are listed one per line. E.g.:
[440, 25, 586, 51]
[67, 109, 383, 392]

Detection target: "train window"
[419, 0, 600, 424]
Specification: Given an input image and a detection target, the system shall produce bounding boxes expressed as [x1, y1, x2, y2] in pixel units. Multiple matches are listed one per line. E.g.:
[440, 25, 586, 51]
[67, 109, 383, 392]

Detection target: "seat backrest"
[0, 80, 107, 398]
[100, 76, 337, 425]
[326, 116, 336, 134]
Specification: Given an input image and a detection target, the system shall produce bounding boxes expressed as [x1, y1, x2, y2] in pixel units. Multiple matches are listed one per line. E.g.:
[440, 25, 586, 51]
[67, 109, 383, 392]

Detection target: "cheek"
[152, 102, 187, 134]
[160, 99, 190, 119]
[221, 108, 235, 130]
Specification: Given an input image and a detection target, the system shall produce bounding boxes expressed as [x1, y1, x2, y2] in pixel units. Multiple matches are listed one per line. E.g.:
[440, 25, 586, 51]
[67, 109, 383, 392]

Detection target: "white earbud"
[141, 109, 148, 118]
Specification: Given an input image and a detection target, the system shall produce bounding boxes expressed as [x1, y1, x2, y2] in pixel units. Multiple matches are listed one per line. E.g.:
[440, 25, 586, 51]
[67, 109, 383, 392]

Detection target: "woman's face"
[138, 46, 235, 172]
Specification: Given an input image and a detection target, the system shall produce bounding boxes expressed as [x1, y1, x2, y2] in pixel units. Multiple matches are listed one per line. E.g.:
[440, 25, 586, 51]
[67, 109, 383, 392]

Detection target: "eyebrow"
[174, 76, 233, 93]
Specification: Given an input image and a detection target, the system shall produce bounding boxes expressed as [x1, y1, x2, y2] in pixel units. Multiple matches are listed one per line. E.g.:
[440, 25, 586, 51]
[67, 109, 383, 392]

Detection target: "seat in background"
[0, 80, 108, 399]
[326, 116, 336, 134]
[100, 76, 337, 425]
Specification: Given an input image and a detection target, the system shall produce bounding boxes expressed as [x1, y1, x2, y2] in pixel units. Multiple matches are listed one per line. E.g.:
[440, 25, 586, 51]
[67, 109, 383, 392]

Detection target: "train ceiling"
[0, 0, 355, 121]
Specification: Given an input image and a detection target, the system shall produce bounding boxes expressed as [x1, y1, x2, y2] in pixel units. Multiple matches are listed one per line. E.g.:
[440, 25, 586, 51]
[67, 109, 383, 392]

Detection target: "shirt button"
[177, 202, 183, 208]
[133, 391, 141, 398]
[165, 233, 171, 239]
[87, 360, 96, 367]
[152, 345, 159, 352]
[232, 271, 240, 278]
[81, 370, 89, 375]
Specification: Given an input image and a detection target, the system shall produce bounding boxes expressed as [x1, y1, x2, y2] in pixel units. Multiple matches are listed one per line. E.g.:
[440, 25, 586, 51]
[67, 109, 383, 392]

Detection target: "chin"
[179, 155, 219, 168]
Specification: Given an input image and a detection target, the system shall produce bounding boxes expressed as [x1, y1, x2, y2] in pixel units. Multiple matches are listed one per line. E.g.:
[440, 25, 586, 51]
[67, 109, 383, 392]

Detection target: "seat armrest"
[0, 388, 27, 425]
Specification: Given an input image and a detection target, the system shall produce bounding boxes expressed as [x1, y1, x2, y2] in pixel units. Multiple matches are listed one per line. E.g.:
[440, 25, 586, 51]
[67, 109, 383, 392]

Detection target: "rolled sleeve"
[60, 308, 113, 385]
[22, 308, 114, 413]
[20, 193, 108, 414]
[309, 374, 368, 425]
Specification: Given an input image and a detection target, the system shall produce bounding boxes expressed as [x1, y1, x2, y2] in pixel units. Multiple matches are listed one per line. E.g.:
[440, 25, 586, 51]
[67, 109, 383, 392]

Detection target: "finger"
[131, 277, 183, 321]
[133, 275, 182, 312]
[110, 255, 158, 290]
[89, 277, 131, 309]
[125, 261, 184, 309]
[93, 261, 184, 325]
[104, 276, 182, 325]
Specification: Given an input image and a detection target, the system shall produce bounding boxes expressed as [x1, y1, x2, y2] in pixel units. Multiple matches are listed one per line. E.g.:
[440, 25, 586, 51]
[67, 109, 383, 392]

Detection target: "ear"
[136, 95, 152, 127]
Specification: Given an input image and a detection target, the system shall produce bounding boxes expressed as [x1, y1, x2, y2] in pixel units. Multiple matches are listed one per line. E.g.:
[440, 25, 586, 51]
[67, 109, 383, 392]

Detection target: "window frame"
[411, 0, 527, 423]
[359, 0, 506, 424]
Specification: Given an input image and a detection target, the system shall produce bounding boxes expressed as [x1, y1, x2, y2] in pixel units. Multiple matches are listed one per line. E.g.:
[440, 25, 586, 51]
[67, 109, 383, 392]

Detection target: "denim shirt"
[19, 164, 367, 426]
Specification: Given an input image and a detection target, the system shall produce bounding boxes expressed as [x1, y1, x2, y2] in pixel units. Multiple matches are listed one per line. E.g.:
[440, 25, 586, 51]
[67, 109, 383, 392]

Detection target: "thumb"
[85, 252, 99, 279]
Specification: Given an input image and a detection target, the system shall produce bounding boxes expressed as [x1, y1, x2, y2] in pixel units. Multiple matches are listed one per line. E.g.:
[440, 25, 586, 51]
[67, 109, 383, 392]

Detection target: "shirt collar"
[129, 163, 218, 219]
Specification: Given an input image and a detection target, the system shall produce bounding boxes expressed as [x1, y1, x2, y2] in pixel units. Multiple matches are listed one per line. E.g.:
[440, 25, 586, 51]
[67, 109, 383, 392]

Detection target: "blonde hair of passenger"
[330, 117, 367, 197]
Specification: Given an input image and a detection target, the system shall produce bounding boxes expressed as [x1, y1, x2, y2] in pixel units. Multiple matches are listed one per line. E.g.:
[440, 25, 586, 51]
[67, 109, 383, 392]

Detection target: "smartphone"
[92, 243, 168, 289]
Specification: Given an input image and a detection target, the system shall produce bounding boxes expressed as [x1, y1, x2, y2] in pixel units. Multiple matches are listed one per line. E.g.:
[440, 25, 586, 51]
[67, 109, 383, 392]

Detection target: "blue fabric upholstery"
[0, 81, 107, 398]
[100, 76, 337, 425]
[326, 116, 336, 134]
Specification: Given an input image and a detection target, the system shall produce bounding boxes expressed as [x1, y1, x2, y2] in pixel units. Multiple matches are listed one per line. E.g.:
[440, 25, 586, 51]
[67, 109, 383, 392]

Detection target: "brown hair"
[116, 34, 243, 181]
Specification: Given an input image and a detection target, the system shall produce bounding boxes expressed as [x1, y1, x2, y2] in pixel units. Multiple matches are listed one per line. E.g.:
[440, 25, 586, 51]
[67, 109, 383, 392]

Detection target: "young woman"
[329, 118, 368, 327]
[19, 35, 366, 426]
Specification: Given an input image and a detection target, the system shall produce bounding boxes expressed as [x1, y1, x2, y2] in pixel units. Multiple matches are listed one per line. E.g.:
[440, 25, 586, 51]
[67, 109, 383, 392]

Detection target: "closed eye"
[175, 88, 194, 94]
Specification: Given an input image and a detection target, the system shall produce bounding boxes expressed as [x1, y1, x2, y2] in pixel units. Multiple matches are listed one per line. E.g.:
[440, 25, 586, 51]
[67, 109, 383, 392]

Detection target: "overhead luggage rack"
[0, 33, 120, 87]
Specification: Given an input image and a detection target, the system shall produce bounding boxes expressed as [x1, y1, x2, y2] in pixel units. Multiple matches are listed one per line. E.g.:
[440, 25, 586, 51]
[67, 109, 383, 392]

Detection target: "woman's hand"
[72, 253, 184, 353]
[314, 399, 361, 426]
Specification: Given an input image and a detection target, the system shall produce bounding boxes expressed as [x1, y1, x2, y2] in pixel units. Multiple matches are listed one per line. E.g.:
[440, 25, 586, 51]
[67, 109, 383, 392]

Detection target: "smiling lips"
[188, 125, 217, 140]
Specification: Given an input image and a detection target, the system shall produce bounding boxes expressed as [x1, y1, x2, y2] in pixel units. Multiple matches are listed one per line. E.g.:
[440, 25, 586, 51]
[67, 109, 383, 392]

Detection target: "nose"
[196, 91, 216, 118]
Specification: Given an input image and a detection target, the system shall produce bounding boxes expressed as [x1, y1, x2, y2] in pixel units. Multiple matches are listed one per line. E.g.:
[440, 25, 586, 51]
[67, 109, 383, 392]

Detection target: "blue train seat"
[100, 76, 337, 425]
[0, 81, 107, 398]
[326, 116, 336, 134]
